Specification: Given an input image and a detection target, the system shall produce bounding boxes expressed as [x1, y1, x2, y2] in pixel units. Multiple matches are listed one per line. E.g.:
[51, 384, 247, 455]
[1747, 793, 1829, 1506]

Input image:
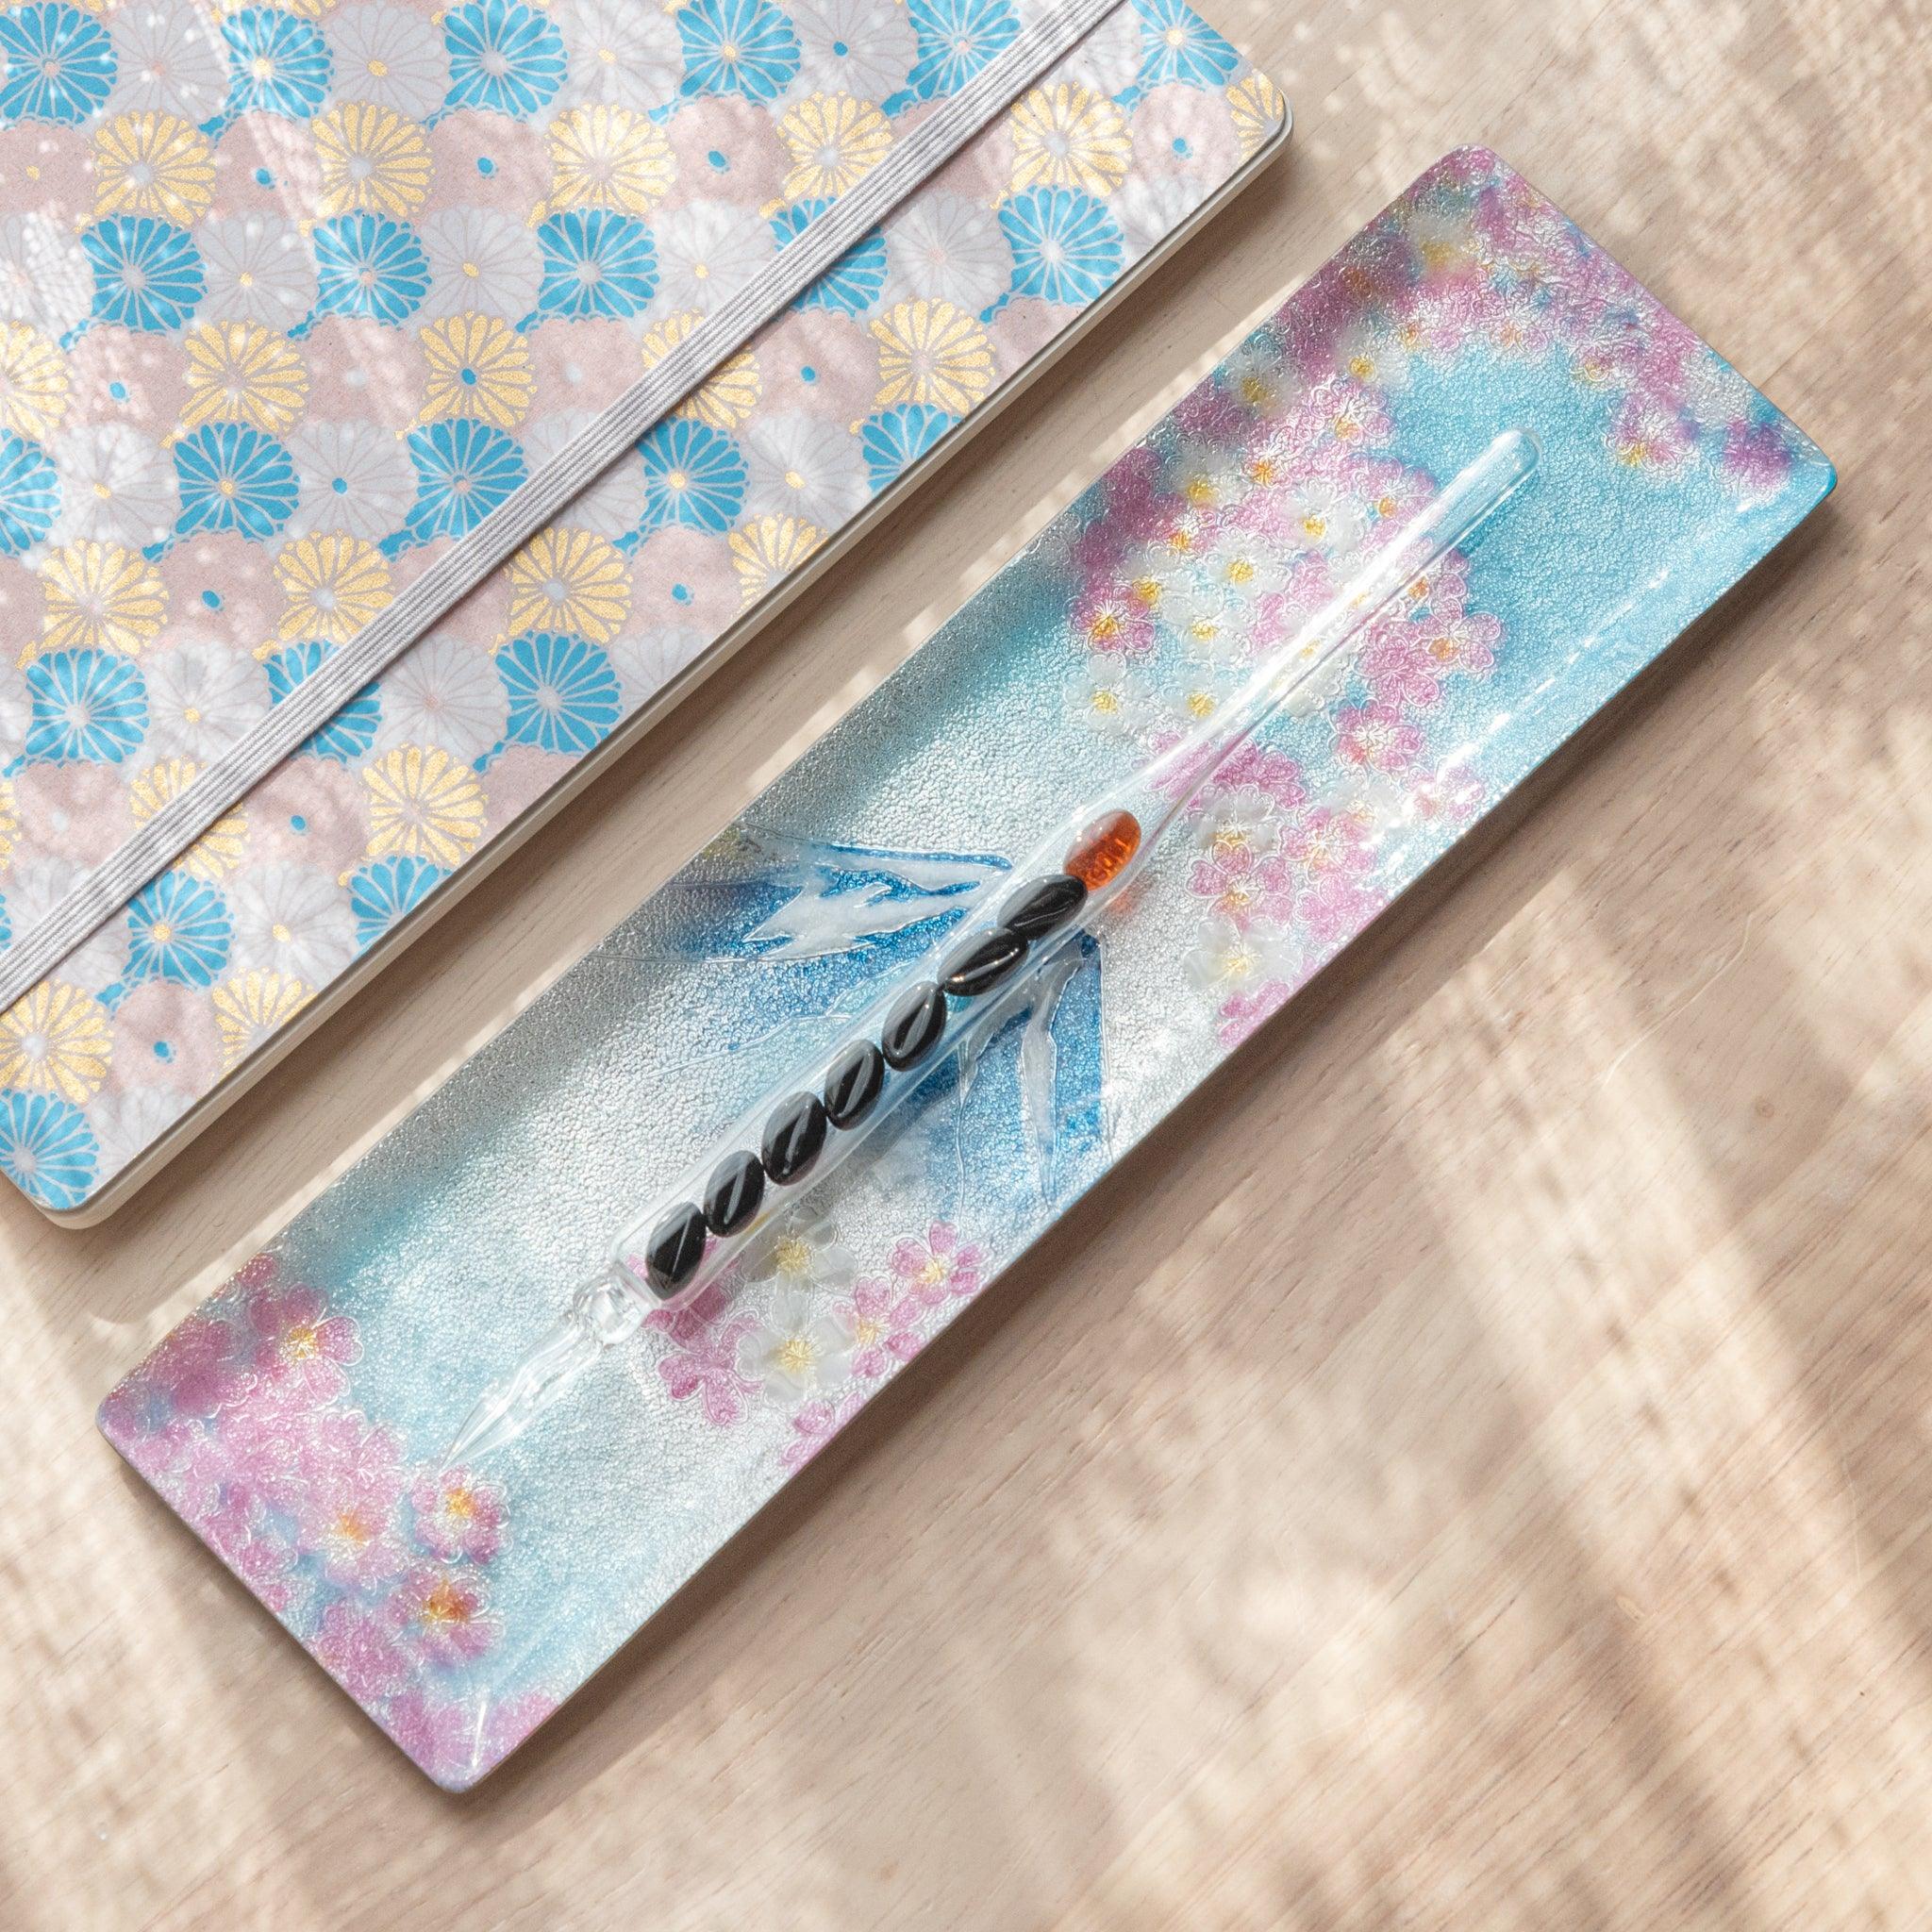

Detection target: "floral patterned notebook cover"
[101, 149, 1833, 1787]
[0, 0, 1284, 1215]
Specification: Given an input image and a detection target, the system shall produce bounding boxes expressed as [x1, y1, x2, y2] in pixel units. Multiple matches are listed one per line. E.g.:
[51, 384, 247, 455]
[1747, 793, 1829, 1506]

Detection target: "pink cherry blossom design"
[1482, 288, 1558, 360]
[1073, 583, 1155, 658]
[1335, 703, 1424, 775]
[1205, 741, 1306, 814]
[1359, 634, 1444, 710]
[1188, 847, 1295, 930]
[290, 1408, 408, 1589]
[1171, 375, 1245, 447]
[155, 1432, 307, 1615]
[1243, 560, 1338, 653]
[649, 1286, 758, 1426]
[220, 1519, 307, 1617]
[408, 1466, 506, 1565]
[389, 1563, 501, 1668]
[1423, 610, 1501, 681]
[1322, 381, 1392, 450]
[1354, 458, 1436, 525]
[1099, 445, 1182, 542]
[1405, 548, 1474, 623]
[246, 1280, 361, 1411]
[156, 1429, 254, 1537]
[1282, 806, 1374, 888]
[778, 1392, 865, 1473]
[1302, 871, 1389, 950]
[231, 1253, 279, 1294]
[384, 1690, 482, 1788]
[1408, 276, 1491, 358]
[315, 1599, 411, 1703]
[477, 1690, 559, 1777]
[888, 1222, 985, 1309]
[1723, 419, 1792, 506]
[841, 1276, 924, 1380]
[1218, 979, 1296, 1048]
[98, 1374, 186, 1458]
[643, 1280, 731, 1348]
[1570, 315, 1651, 393]
[144, 1312, 249, 1419]
[217, 1397, 314, 1509]
[1407, 759, 1486, 827]
[1612, 391, 1696, 473]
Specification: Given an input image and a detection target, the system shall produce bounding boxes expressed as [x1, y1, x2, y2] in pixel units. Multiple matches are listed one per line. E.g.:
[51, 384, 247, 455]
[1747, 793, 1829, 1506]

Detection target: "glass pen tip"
[440, 1300, 611, 1470]
[441, 1384, 525, 1472]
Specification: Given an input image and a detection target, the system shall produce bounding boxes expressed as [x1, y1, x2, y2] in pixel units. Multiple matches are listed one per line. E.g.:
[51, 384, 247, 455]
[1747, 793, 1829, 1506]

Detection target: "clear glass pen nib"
[442, 1274, 643, 1469]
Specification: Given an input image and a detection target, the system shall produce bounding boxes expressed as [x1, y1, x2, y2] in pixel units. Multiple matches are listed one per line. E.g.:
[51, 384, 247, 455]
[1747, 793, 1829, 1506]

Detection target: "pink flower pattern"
[246, 1280, 361, 1411]
[1188, 845, 1295, 930]
[291, 1408, 410, 1589]
[314, 1600, 411, 1704]
[1335, 703, 1424, 775]
[779, 1394, 867, 1474]
[841, 1277, 925, 1380]
[99, 1251, 553, 1789]
[1061, 149, 1808, 1042]
[145, 1315, 247, 1420]
[888, 1224, 987, 1309]
[101, 1225, 991, 1783]
[409, 1468, 507, 1565]
[388, 1564, 502, 1669]
[1217, 977, 1301, 1049]
[647, 1284, 760, 1427]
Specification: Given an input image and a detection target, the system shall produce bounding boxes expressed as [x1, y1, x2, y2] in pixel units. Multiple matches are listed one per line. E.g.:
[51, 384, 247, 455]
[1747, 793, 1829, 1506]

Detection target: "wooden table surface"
[8, 3, 1929, 1924]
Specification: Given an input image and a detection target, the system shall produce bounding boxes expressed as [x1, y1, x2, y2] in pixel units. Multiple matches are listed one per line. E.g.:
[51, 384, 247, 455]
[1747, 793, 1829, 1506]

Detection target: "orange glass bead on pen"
[1063, 809, 1141, 890]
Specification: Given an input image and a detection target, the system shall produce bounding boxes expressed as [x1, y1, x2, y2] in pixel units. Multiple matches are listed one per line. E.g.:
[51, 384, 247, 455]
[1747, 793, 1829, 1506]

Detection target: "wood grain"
[6, 3, 1930, 1924]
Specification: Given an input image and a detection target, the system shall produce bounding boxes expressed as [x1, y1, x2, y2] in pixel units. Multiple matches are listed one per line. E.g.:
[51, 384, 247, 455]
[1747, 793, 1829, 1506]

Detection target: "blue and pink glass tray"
[100, 149, 1834, 1788]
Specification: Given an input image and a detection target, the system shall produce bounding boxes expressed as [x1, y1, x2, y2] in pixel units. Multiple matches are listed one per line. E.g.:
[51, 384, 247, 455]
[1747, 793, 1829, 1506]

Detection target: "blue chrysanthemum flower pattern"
[860, 404, 954, 491]
[638, 416, 746, 533]
[442, 0, 566, 119]
[446, 0, 572, 119]
[81, 218, 206, 335]
[0, 3, 115, 125]
[400, 418, 528, 545]
[0, 1090, 97, 1210]
[774, 201, 888, 317]
[497, 630, 621, 755]
[349, 854, 449, 950]
[173, 423, 298, 541]
[1000, 187, 1124, 307]
[218, 8, 333, 121]
[533, 210, 658, 322]
[905, 0, 1018, 102]
[310, 213, 430, 327]
[266, 641, 383, 764]
[677, 0, 799, 104]
[0, 434, 59, 556]
[1132, 0, 1240, 88]
[25, 650, 148, 764]
[0, 0, 1281, 1209]
[125, 870, 232, 988]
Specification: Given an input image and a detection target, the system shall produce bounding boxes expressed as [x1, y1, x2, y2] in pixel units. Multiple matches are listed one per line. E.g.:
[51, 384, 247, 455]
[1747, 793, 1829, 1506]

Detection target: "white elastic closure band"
[0, 0, 1122, 1014]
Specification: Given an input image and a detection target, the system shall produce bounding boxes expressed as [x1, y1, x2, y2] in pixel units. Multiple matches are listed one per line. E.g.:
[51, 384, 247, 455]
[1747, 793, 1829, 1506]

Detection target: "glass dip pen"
[444, 428, 1540, 1468]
